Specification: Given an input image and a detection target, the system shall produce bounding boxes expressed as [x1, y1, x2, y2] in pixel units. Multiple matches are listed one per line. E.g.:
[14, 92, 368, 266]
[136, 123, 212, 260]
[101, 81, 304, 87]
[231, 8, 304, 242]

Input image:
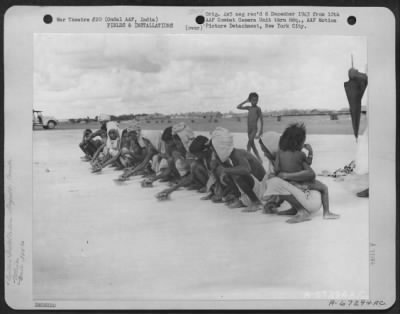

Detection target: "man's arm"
[155, 166, 194, 198]
[91, 143, 106, 162]
[274, 151, 280, 173]
[278, 162, 316, 182]
[236, 99, 250, 110]
[257, 107, 263, 137]
[158, 174, 192, 195]
[122, 140, 155, 178]
[100, 151, 121, 168]
[222, 157, 251, 177]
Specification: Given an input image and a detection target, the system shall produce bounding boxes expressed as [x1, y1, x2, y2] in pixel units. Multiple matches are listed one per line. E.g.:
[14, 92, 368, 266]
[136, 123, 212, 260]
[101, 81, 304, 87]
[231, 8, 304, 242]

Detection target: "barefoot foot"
[286, 211, 311, 224]
[200, 193, 213, 201]
[263, 203, 278, 214]
[242, 203, 263, 212]
[197, 186, 207, 193]
[278, 208, 297, 216]
[323, 212, 340, 219]
[228, 199, 245, 209]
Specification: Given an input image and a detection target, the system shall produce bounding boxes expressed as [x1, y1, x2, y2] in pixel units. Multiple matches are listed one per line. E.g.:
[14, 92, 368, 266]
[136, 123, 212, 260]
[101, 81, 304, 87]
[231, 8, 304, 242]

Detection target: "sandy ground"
[33, 130, 369, 301]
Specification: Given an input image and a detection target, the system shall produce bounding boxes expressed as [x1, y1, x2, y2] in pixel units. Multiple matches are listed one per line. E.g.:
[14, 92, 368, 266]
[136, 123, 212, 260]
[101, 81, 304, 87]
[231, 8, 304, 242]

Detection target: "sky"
[34, 34, 367, 119]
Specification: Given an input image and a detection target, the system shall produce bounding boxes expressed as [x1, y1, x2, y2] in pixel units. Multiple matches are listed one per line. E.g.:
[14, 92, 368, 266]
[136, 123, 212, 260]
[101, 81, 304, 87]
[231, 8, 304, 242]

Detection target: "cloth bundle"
[143, 131, 164, 153]
[210, 127, 234, 163]
[172, 122, 195, 152]
[259, 131, 281, 175]
[260, 131, 280, 157]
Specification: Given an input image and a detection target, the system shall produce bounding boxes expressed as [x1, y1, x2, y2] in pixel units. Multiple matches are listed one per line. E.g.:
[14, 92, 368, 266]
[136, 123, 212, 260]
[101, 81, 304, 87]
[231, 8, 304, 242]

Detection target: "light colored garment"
[106, 121, 119, 132]
[124, 121, 148, 148]
[142, 131, 163, 153]
[172, 122, 195, 152]
[263, 177, 322, 213]
[260, 131, 280, 155]
[210, 127, 234, 163]
[206, 173, 217, 192]
[237, 174, 269, 207]
[106, 121, 121, 157]
[151, 155, 168, 174]
[119, 147, 134, 167]
[259, 131, 281, 175]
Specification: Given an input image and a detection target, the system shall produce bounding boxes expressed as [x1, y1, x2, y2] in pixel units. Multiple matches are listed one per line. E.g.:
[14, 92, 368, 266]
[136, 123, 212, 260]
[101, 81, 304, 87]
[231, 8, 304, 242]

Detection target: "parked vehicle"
[33, 110, 58, 129]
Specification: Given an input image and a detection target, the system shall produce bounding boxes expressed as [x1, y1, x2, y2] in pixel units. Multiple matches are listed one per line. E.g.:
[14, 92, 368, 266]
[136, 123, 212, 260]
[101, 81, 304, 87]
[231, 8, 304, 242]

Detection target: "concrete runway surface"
[33, 130, 369, 300]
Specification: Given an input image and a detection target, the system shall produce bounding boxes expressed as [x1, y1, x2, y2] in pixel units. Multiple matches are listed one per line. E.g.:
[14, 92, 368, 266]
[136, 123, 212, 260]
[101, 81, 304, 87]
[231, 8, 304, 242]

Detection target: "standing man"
[237, 92, 264, 162]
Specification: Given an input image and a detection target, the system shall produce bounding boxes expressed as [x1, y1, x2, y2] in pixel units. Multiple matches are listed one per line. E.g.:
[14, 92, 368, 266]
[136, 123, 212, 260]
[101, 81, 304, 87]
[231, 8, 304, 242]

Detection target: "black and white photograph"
[3, 5, 396, 310]
[32, 33, 369, 300]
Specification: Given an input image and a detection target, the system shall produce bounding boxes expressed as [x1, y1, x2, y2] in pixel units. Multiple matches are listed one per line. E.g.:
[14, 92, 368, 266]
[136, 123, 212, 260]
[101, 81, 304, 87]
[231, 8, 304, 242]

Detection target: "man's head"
[84, 129, 92, 138]
[161, 126, 173, 144]
[171, 122, 195, 154]
[120, 130, 131, 147]
[249, 92, 259, 106]
[189, 135, 210, 160]
[279, 123, 306, 152]
[126, 122, 142, 142]
[127, 130, 138, 142]
[108, 129, 119, 141]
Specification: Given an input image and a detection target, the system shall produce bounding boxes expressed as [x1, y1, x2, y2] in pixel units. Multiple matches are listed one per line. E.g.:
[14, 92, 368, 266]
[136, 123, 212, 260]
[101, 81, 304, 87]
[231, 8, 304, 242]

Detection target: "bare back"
[278, 150, 307, 173]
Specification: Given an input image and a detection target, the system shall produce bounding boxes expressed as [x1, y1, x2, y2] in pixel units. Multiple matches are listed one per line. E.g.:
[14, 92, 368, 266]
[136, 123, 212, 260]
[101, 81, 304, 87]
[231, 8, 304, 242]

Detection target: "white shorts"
[238, 174, 268, 207]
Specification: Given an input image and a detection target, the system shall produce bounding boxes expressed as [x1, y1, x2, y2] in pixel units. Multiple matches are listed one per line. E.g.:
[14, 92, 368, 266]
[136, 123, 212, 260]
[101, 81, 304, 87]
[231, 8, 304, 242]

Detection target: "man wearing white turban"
[210, 127, 267, 212]
[140, 126, 182, 187]
[117, 123, 162, 180]
[171, 122, 195, 153]
[90, 121, 122, 172]
[154, 123, 202, 200]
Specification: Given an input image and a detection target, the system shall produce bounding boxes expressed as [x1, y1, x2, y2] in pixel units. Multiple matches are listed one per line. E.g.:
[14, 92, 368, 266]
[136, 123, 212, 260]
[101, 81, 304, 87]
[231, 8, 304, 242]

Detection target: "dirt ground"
[33, 130, 369, 301]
